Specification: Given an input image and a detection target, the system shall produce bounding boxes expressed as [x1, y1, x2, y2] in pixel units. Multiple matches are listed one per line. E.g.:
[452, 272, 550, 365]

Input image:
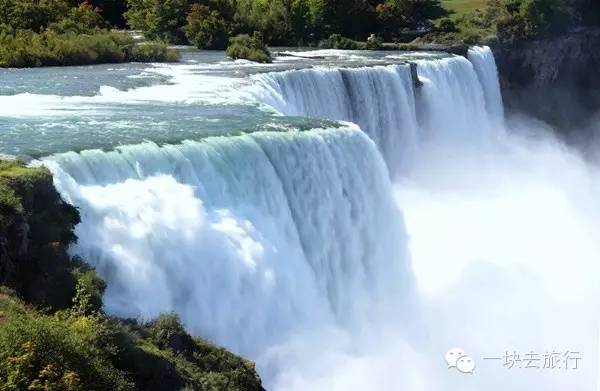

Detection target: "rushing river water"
[1, 47, 599, 390]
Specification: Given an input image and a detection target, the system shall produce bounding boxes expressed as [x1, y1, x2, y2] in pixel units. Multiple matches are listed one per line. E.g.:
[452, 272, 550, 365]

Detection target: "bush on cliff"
[0, 292, 265, 391]
[226, 32, 271, 63]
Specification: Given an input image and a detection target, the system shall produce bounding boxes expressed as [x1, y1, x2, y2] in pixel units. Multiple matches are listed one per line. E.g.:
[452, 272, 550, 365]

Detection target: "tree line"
[0, 0, 599, 64]
[123, 0, 449, 48]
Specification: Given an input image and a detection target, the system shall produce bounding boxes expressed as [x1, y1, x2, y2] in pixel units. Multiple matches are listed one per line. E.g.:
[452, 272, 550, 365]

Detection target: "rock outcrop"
[493, 28, 600, 133]
[0, 160, 79, 309]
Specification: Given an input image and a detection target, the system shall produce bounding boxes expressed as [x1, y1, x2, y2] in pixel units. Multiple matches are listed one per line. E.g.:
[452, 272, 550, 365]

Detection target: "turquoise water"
[0, 48, 437, 157]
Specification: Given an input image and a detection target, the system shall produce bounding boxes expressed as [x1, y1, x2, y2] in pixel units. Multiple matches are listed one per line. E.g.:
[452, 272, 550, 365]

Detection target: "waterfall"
[253, 65, 419, 175]
[43, 125, 412, 359]
[468, 46, 505, 128]
[252, 47, 505, 173]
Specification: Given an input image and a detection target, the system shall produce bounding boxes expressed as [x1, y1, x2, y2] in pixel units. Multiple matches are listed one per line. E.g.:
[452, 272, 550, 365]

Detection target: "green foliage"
[0, 293, 264, 390]
[0, 295, 133, 390]
[49, 2, 106, 34]
[430, 0, 599, 45]
[185, 4, 228, 50]
[438, 17, 459, 32]
[0, 183, 22, 232]
[125, 0, 194, 44]
[226, 32, 271, 63]
[148, 313, 192, 352]
[127, 42, 181, 62]
[141, 314, 263, 390]
[0, 31, 179, 68]
[376, 0, 447, 39]
[72, 266, 106, 316]
[0, 0, 70, 32]
[318, 33, 366, 49]
[125, 0, 451, 46]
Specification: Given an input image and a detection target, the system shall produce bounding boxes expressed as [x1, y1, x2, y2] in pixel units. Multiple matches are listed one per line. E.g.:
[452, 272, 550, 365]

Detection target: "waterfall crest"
[252, 47, 504, 173]
[253, 65, 419, 174]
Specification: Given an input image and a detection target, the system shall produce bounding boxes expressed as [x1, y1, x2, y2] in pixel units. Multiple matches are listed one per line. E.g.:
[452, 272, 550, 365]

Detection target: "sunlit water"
[1, 47, 599, 390]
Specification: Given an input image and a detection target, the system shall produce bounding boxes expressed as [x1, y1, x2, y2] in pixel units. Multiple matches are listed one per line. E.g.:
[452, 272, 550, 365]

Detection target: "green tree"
[49, 2, 106, 34]
[0, 0, 70, 32]
[376, 0, 447, 40]
[125, 0, 194, 43]
[185, 4, 228, 49]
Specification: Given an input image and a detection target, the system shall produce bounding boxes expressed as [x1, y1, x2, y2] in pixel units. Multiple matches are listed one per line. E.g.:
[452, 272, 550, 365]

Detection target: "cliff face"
[493, 28, 600, 133]
[0, 160, 80, 309]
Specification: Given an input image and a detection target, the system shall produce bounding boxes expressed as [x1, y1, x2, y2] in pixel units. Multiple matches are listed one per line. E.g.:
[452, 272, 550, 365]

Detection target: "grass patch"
[441, 0, 489, 19]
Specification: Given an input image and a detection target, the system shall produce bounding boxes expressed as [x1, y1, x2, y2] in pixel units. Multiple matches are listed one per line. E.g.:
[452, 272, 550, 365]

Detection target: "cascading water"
[414, 54, 497, 149]
[43, 125, 412, 364]
[253, 65, 419, 174]
[467, 46, 505, 127]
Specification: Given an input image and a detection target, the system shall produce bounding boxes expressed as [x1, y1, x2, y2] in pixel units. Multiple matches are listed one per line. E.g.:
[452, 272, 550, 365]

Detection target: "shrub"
[185, 4, 228, 50]
[72, 265, 106, 315]
[318, 33, 366, 50]
[147, 313, 195, 355]
[226, 32, 271, 63]
[0, 295, 133, 390]
[0, 31, 180, 68]
[126, 42, 181, 63]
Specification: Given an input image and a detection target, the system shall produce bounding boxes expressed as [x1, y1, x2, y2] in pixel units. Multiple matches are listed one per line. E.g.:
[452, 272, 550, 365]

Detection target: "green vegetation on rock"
[226, 33, 271, 63]
[0, 160, 264, 391]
